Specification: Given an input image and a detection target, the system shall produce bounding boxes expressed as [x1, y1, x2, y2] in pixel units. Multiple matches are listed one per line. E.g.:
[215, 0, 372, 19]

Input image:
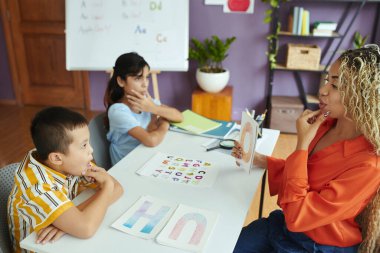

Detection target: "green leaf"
[265, 9, 272, 15]
[188, 35, 236, 70]
[264, 16, 272, 24]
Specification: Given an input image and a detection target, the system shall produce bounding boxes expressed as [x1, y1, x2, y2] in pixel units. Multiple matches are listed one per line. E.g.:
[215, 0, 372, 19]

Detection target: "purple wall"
[90, 0, 271, 119]
[1, 0, 379, 120]
[0, 17, 14, 100]
[88, 0, 380, 120]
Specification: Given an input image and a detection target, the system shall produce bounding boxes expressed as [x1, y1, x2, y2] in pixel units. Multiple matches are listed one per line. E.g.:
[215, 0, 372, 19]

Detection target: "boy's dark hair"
[30, 107, 88, 160]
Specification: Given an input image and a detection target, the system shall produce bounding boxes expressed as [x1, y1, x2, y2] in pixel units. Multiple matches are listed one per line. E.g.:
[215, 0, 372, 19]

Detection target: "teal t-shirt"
[107, 100, 160, 165]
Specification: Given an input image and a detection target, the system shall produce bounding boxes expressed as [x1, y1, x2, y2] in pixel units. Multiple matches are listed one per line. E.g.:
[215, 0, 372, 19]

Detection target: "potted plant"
[189, 35, 236, 93]
[353, 31, 368, 49]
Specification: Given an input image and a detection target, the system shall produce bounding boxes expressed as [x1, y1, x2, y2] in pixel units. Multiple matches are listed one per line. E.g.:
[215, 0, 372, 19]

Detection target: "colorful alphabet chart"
[136, 152, 218, 188]
[111, 195, 218, 252]
[111, 196, 176, 239]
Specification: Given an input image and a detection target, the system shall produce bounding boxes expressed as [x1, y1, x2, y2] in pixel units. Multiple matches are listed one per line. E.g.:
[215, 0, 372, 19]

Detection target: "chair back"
[89, 112, 112, 170]
[0, 163, 20, 253]
[356, 187, 380, 253]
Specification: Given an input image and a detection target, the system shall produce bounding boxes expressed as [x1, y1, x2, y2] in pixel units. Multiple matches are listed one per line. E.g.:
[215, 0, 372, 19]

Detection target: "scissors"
[206, 139, 235, 152]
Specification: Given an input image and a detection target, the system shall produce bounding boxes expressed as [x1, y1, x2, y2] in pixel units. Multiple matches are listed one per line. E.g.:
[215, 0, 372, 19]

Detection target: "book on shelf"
[170, 118, 238, 139]
[288, 13, 293, 33]
[292, 6, 299, 34]
[297, 7, 303, 35]
[301, 10, 310, 35]
[312, 29, 334, 36]
[171, 110, 221, 135]
[306, 94, 319, 104]
[290, 6, 310, 35]
[313, 21, 337, 31]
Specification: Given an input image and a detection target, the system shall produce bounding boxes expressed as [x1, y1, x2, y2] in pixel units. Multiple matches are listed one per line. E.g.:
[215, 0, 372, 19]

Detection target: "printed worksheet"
[136, 152, 218, 187]
[111, 195, 176, 239]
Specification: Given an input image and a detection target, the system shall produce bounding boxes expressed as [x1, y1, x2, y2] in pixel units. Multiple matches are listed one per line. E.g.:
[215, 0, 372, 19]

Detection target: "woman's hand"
[231, 141, 267, 169]
[127, 90, 156, 113]
[36, 225, 66, 244]
[296, 109, 327, 150]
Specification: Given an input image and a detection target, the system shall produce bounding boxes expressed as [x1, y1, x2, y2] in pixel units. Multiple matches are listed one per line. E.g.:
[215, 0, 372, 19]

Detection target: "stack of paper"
[171, 110, 221, 135]
[171, 119, 237, 139]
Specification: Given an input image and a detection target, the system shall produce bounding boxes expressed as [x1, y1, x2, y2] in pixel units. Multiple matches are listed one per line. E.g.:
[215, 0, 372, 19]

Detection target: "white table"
[21, 129, 279, 253]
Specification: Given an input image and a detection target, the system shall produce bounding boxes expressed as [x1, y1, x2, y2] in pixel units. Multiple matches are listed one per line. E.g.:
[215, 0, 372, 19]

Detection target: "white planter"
[196, 68, 230, 93]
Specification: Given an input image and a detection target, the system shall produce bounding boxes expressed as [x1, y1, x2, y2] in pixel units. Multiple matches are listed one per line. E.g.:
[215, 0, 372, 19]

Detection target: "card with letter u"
[238, 111, 259, 173]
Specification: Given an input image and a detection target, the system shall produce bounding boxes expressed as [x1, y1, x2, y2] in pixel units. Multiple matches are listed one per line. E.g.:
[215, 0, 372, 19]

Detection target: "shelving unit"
[265, 0, 380, 117]
[258, 0, 380, 219]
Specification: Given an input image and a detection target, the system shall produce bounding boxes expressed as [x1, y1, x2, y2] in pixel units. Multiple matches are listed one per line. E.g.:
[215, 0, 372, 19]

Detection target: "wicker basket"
[286, 44, 321, 70]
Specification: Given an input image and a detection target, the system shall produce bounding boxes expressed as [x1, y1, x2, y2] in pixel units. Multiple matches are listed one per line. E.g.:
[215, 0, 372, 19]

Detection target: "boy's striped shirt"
[7, 150, 95, 253]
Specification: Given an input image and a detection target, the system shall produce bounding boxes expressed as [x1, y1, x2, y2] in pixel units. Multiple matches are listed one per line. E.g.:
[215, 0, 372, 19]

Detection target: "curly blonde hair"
[338, 45, 380, 155]
[355, 187, 380, 252]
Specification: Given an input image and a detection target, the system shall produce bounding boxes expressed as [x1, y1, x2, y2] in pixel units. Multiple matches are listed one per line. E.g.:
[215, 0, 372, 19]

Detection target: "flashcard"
[156, 204, 219, 252]
[111, 195, 176, 239]
[238, 111, 259, 173]
[136, 152, 218, 187]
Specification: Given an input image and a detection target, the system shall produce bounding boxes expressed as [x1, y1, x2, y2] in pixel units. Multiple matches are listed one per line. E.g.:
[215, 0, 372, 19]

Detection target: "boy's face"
[59, 125, 93, 176]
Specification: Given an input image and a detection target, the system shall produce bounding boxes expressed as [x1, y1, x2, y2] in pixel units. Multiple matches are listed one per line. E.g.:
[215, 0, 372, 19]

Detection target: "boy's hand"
[36, 225, 65, 244]
[82, 165, 114, 191]
[127, 90, 156, 113]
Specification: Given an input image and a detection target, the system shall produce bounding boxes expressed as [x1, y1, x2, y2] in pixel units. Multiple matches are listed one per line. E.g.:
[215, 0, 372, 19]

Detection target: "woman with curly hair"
[232, 44, 380, 253]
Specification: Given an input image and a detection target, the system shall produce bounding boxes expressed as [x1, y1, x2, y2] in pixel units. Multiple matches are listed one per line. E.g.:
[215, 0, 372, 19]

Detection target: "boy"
[7, 107, 123, 253]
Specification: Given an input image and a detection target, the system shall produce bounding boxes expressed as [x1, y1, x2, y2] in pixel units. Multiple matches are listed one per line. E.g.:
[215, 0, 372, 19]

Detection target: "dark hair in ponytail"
[103, 52, 149, 129]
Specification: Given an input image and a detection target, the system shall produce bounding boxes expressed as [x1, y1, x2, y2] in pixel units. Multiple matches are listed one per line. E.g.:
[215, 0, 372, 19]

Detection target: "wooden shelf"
[274, 63, 328, 72]
[279, 31, 341, 38]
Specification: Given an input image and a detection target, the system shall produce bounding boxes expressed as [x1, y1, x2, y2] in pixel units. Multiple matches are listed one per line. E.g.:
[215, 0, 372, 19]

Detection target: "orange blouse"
[267, 119, 380, 247]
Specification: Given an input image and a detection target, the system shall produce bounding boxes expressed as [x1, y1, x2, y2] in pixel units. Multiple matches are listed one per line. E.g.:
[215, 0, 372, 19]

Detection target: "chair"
[89, 112, 112, 170]
[356, 187, 380, 253]
[0, 163, 20, 253]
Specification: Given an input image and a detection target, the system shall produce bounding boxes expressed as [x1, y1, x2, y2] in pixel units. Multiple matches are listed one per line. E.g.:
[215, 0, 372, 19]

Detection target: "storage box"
[270, 96, 304, 133]
[286, 44, 321, 70]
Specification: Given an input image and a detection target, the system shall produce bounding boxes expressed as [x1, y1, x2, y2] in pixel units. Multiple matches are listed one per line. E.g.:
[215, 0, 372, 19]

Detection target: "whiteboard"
[65, 0, 189, 71]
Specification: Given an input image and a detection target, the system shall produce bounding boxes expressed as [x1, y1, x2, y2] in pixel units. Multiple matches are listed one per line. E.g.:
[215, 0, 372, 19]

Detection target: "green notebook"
[171, 110, 222, 134]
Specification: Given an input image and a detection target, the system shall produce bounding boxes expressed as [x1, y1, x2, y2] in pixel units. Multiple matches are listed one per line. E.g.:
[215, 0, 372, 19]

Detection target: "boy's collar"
[29, 150, 68, 181]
